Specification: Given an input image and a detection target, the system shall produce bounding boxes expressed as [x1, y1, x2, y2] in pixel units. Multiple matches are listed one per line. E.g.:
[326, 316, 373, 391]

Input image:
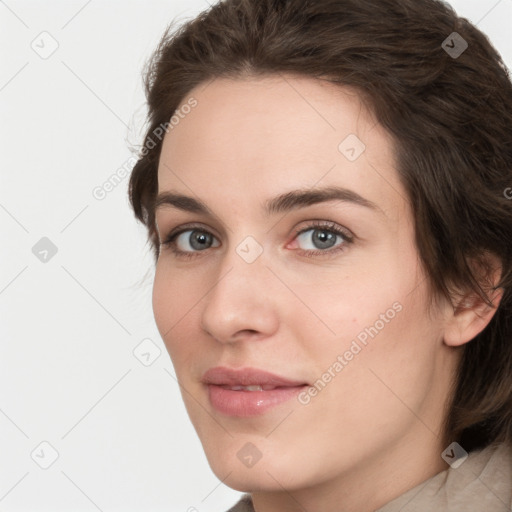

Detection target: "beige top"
[226, 441, 512, 511]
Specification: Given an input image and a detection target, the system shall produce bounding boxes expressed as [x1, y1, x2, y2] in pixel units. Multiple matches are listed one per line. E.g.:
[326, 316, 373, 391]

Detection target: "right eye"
[161, 226, 220, 259]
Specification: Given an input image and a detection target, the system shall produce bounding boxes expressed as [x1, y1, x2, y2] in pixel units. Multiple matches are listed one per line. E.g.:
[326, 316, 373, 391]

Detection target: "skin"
[152, 75, 501, 512]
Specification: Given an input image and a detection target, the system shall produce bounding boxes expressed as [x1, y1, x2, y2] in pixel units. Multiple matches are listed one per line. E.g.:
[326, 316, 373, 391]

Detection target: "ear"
[443, 253, 504, 347]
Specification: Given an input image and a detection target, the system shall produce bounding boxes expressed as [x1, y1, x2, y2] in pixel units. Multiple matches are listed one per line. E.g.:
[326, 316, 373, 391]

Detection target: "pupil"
[314, 230, 335, 249]
[191, 232, 211, 250]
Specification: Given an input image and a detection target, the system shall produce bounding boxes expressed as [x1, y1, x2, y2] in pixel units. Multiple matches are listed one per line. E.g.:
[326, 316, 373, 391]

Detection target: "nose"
[200, 240, 279, 345]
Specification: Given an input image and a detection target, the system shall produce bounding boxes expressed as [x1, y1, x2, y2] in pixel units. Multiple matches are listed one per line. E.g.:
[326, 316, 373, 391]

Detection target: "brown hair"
[128, 0, 512, 452]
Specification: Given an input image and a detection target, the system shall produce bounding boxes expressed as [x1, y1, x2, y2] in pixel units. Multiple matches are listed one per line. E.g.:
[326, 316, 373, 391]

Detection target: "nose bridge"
[200, 234, 278, 342]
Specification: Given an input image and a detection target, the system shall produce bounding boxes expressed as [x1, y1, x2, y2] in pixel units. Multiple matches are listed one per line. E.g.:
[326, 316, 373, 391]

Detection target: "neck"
[251, 426, 448, 512]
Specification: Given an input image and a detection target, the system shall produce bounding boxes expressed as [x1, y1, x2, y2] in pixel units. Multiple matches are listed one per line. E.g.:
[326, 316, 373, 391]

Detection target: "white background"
[1, 1, 511, 511]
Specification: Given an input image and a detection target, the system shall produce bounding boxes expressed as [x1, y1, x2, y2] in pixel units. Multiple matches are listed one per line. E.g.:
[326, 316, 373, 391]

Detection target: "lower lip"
[207, 384, 308, 417]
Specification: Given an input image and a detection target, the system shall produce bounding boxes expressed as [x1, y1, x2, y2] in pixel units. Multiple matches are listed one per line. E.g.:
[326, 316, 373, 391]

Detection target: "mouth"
[217, 384, 295, 391]
[202, 366, 309, 417]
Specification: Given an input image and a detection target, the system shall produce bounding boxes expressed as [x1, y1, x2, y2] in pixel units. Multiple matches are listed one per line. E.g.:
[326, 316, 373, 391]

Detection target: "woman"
[128, 0, 512, 510]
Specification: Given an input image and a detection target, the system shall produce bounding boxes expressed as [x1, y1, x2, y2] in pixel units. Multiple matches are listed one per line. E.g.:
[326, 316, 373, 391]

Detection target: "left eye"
[295, 227, 347, 251]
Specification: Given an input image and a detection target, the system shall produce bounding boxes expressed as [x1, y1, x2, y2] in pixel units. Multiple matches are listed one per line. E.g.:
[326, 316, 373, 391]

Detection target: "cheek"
[152, 264, 200, 363]
[287, 262, 409, 355]
[287, 288, 440, 464]
[152, 264, 174, 338]
[323, 280, 439, 416]
[294, 243, 438, 402]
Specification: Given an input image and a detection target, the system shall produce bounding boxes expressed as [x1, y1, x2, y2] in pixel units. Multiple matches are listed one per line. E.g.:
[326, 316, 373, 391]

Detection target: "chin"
[218, 469, 294, 494]
[204, 442, 313, 493]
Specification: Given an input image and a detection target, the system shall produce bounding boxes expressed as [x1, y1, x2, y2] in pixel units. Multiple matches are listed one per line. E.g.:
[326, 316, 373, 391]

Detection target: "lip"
[202, 366, 309, 417]
[202, 366, 307, 387]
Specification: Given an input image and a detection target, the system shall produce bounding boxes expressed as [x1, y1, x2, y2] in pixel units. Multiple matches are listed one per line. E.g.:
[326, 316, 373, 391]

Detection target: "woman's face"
[152, 75, 459, 500]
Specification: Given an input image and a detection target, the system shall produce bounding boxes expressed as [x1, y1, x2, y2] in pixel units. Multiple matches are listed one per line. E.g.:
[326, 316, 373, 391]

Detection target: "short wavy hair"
[128, 0, 512, 452]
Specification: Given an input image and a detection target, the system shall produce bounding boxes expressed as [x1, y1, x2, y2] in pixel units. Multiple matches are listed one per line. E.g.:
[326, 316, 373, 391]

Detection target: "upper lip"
[202, 366, 307, 387]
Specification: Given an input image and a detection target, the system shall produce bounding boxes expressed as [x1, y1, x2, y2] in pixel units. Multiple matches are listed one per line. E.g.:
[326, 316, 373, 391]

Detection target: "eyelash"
[160, 221, 354, 261]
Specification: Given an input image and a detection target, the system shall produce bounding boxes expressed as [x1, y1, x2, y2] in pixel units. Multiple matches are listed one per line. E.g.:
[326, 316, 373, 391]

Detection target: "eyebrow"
[153, 185, 382, 218]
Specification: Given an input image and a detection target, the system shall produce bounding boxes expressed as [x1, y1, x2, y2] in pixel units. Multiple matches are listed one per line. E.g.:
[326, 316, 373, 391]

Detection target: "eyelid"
[293, 219, 354, 242]
[159, 221, 219, 245]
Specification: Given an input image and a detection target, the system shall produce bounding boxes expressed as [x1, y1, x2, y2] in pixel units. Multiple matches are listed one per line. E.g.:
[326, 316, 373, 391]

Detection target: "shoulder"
[225, 493, 254, 512]
[377, 441, 512, 511]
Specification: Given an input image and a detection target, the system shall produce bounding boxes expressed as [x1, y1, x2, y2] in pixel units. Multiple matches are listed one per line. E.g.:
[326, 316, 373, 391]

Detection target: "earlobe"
[443, 286, 504, 347]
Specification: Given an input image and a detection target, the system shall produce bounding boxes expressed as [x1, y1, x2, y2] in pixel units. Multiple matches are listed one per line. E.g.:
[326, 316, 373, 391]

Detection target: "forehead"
[156, 75, 407, 223]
